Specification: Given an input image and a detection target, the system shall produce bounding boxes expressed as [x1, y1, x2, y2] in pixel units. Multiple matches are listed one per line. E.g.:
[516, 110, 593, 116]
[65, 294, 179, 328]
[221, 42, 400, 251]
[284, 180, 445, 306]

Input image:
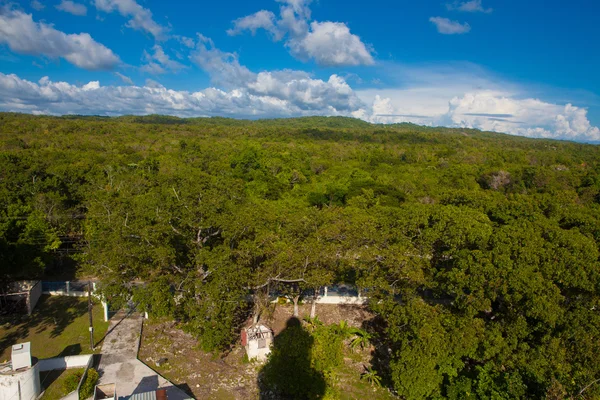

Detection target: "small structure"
[129, 388, 168, 400]
[0, 281, 42, 315]
[241, 325, 273, 362]
[0, 342, 41, 400]
[94, 383, 117, 400]
[10, 343, 32, 371]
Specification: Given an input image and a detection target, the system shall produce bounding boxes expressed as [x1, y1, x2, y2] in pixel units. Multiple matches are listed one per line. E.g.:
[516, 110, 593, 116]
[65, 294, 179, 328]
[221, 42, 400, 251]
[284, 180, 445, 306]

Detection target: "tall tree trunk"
[293, 295, 300, 317]
[252, 294, 261, 325]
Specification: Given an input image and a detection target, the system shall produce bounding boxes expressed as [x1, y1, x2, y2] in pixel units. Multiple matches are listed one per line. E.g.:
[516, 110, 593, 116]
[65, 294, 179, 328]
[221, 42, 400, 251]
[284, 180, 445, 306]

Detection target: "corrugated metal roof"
[128, 390, 157, 400]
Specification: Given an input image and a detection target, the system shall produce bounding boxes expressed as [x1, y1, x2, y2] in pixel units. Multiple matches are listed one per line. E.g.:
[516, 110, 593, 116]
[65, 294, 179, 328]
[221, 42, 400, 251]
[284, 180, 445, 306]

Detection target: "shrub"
[80, 368, 99, 399]
[62, 371, 82, 394]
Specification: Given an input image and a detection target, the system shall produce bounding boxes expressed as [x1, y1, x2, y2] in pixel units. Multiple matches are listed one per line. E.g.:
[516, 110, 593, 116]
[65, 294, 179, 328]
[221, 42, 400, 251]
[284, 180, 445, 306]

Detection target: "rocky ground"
[138, 304, 393, 400]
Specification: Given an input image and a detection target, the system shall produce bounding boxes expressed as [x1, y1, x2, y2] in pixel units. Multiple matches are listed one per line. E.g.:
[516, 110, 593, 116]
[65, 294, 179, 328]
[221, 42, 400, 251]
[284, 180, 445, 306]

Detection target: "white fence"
[38, 354, 93, 371]
[271, 285, 368, 305]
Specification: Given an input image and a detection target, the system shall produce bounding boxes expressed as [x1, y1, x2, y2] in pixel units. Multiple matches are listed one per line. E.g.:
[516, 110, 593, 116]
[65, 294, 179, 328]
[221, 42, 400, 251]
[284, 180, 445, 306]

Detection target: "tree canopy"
[1, 112, 600, 398]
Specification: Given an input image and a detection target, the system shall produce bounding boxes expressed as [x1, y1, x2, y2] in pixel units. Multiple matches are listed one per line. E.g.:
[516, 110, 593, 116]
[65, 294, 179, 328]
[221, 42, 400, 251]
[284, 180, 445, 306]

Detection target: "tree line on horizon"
[1, 112, 600, 399]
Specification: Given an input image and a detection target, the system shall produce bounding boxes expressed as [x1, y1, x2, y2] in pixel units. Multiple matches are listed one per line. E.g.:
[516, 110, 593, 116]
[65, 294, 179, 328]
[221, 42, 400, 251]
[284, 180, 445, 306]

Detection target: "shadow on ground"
[258, 317, 326, 400]
[0, 295, 88, 360]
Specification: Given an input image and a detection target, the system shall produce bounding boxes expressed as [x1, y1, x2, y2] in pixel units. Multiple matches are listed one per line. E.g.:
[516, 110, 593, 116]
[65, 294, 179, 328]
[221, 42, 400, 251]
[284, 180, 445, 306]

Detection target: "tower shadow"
[258, 317, 326, 399]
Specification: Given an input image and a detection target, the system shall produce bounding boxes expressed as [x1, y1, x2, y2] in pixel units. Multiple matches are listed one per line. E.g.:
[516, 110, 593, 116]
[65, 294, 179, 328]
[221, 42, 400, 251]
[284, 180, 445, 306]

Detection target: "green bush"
[62, 371, 82, 394]
[80, 368, 99, 400]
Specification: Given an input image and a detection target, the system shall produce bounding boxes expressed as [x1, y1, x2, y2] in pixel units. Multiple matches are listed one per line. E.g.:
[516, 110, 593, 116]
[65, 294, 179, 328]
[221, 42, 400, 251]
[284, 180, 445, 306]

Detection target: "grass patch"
[0, 295, 109, 361]
[39, 368, 84, 400]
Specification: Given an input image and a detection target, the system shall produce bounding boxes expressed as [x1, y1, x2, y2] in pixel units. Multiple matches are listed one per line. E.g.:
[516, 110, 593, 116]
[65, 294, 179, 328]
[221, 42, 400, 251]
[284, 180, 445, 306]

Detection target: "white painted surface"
[38, 355, 93, 372]
[315, 296, 367, 305]
[0, 362, 40, 400]
[245, 325, 273, 362]
[27, 282, 41, 315]
[11, 343, 31, 370]
[102, 301, 109, 322]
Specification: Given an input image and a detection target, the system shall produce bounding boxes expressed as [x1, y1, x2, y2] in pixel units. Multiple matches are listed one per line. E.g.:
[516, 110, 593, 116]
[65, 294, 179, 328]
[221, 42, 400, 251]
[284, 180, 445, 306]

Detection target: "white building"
[242, 325, 273, 362]
[0, 343, 41, 400]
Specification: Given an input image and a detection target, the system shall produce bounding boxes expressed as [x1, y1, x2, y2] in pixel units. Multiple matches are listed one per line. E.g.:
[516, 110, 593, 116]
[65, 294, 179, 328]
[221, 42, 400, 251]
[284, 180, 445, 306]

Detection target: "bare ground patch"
[139, 304, 394, 399]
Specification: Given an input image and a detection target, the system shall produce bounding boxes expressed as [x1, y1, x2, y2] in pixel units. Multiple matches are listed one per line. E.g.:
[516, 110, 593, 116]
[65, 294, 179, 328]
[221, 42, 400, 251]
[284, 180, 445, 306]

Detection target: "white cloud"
[115, 72, 133, 85]
[190, 35, 255, 88]
[2, 55, 598, 143]
[429, 17, 471, 34]
[288, 21, 375, 66]
[30, 1, 45, 11]
[276, 0, 312, 19]
[173, 35, 195, 48]
[0, 9, 120, 70]
[446, 91, 600, 142]
[94, 0, 166, 40]
[141, 45, 186, 75]
[0, 72, 367, 119]
[447, 0, 493, 13]
[352, 63, 600, 142]
[56, 0, 87, 16]
[190, 35, 364, 112]
[144, 78, 164, 89]
[228, 0, 374, 66]
[227, 10, 278, 36]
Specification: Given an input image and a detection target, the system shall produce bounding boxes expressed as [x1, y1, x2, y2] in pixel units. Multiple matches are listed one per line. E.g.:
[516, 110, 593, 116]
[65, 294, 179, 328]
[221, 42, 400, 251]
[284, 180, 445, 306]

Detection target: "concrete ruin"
[241, 325, 273, 362]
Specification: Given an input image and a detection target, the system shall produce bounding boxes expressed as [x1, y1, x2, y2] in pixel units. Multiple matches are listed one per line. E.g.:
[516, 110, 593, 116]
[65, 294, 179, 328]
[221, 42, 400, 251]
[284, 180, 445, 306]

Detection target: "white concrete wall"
[0, 363, 41, 400]
[316, 296, 367, 305]
[38, 355, 93, 372]
[272, 295, 368, 305]
[246, 340, 272, 362]
[26, 282, 42, 315]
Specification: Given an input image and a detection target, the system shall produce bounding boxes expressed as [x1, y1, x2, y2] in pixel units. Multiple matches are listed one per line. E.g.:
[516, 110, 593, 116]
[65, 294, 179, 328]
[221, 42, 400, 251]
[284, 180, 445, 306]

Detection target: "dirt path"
[97, 311, 191, 400]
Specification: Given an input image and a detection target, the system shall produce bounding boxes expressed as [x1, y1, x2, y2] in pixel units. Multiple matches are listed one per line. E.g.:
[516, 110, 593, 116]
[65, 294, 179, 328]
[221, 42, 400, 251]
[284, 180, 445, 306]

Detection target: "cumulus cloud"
[0, 9, 120, 70]
[190, 35, 364, 111]
[2, 52, 598, 142]
[430, 17, 471, 34]
[94, 0, 166, 40]
[0, 72, 367, 119]
[30, 1, 45, 11]
[228, 0, 374, 66]
[288, 21, 374, 66]
[447, 0, 493, 13]
[56, 0, 87, 16]
[446, 91, 600, 142]
[141, 45, 186, 75]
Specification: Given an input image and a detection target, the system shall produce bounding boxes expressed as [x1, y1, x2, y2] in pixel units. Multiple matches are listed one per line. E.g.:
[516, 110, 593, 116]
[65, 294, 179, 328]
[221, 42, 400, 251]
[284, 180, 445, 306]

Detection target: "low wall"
[316, 296, 367, 305]
[39, 355, 93, 400]
[38, 355, 93, 372]
[42, 282, 98, 298]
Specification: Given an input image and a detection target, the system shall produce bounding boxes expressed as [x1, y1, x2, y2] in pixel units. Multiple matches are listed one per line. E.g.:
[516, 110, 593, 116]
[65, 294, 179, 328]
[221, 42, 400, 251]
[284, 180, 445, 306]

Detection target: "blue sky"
[0, 0, 599, 142]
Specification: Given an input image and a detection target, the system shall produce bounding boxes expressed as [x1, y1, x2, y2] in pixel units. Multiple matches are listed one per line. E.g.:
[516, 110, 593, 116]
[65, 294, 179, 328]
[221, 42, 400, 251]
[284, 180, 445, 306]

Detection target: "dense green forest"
[1, 112, 600, 399]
